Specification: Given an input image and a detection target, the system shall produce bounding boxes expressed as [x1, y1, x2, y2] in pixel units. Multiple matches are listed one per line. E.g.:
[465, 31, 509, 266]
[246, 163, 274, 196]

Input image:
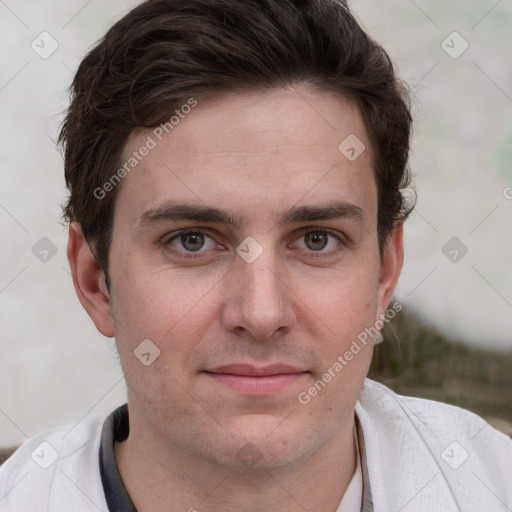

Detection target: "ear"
[67, 222, 114, 337]
[376, 222, 404, 319]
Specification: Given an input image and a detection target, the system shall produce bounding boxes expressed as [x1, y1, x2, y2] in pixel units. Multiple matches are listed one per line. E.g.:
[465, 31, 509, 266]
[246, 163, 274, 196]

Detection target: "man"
[1, 0, 510, 511]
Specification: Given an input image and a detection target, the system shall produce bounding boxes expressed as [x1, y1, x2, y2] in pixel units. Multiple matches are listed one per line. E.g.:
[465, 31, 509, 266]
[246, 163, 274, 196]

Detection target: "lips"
[203, 363, 308, 394]
[206, 363, 306, 376]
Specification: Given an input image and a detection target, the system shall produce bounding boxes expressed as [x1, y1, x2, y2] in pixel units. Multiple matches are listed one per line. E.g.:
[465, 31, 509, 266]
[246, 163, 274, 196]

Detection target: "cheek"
[110, 266, 220, 401]
[292, 264, 379, 401]
[297, 273, 377, 406]
[111, 250, 221, 339]
[297, 263, 380, 339]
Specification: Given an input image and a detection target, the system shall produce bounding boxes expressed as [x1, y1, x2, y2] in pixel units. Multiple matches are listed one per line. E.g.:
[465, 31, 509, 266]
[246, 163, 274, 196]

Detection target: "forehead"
[113, 87, 376, 228]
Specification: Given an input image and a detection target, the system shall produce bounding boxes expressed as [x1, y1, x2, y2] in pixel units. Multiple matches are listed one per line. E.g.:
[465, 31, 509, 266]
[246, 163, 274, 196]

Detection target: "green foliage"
[369, 305, 512, 423]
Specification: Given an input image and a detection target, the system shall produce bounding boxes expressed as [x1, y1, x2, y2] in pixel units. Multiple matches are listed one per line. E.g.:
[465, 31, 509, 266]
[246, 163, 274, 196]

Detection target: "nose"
[220, 249, 296, 341]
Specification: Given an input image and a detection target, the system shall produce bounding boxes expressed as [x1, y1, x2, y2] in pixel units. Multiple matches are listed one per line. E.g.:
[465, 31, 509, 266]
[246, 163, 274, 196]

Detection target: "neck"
[114, 413, 357, 512]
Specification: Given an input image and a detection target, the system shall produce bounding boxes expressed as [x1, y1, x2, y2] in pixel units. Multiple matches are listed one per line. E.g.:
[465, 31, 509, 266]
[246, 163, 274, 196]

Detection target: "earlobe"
[67, 222, 115, 337]
[376, 222, 404, 318]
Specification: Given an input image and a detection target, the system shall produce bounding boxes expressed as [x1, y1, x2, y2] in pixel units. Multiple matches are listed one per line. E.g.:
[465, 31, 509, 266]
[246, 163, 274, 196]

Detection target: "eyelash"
[162, 227, 347, 260]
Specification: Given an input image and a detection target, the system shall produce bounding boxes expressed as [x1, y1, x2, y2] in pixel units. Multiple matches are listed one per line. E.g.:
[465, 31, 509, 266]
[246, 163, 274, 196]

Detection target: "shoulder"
[356, 379, 512, 512]
[0, 414, 108, 512]
[359, 378, 511, 446]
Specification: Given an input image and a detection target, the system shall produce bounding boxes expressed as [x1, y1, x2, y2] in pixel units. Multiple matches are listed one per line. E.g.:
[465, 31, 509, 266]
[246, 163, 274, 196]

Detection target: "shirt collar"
[99, 404, 136, 512]
[355, 413, 374, 512]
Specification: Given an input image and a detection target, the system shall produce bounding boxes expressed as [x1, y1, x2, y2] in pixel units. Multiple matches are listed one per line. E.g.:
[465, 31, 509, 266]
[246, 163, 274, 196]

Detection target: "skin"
[68, 87, 403, 512]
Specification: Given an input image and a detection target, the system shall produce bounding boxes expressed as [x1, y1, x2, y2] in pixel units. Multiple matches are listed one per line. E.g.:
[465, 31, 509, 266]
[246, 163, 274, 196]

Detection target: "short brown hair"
[59, 0, 414, 288]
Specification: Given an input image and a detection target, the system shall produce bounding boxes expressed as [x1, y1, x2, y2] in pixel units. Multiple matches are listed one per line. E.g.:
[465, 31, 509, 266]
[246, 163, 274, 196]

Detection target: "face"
[70, 87, 403, 471]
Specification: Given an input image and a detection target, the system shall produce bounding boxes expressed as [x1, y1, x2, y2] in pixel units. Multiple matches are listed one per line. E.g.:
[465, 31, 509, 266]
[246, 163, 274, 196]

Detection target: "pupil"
[305, 232, 328, 250]
[182, 233, 204, 251]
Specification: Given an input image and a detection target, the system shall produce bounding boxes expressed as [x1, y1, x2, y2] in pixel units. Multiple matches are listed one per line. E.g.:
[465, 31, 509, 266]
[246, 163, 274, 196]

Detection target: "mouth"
[203, 364, 309, 395]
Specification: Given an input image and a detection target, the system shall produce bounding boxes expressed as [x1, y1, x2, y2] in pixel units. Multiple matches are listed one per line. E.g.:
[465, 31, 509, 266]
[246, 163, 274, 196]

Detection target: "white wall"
[1, 0, 511, 445]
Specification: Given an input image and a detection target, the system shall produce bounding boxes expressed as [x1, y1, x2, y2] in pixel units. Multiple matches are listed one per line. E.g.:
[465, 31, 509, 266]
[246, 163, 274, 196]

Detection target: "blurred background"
[1, 0, 511, 446]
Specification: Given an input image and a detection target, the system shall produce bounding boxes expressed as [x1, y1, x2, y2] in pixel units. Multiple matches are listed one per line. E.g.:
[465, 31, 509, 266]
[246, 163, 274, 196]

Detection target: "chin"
[217, 415, 315, 471]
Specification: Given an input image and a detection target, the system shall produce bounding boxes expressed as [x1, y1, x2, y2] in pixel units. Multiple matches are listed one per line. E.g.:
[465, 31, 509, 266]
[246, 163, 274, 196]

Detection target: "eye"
[292, 229, 341, 252]
[168, 231, 218, 252]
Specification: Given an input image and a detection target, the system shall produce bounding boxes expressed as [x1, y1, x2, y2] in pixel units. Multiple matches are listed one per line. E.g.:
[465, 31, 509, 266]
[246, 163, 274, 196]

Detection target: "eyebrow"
[137, 200, 366, 229]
